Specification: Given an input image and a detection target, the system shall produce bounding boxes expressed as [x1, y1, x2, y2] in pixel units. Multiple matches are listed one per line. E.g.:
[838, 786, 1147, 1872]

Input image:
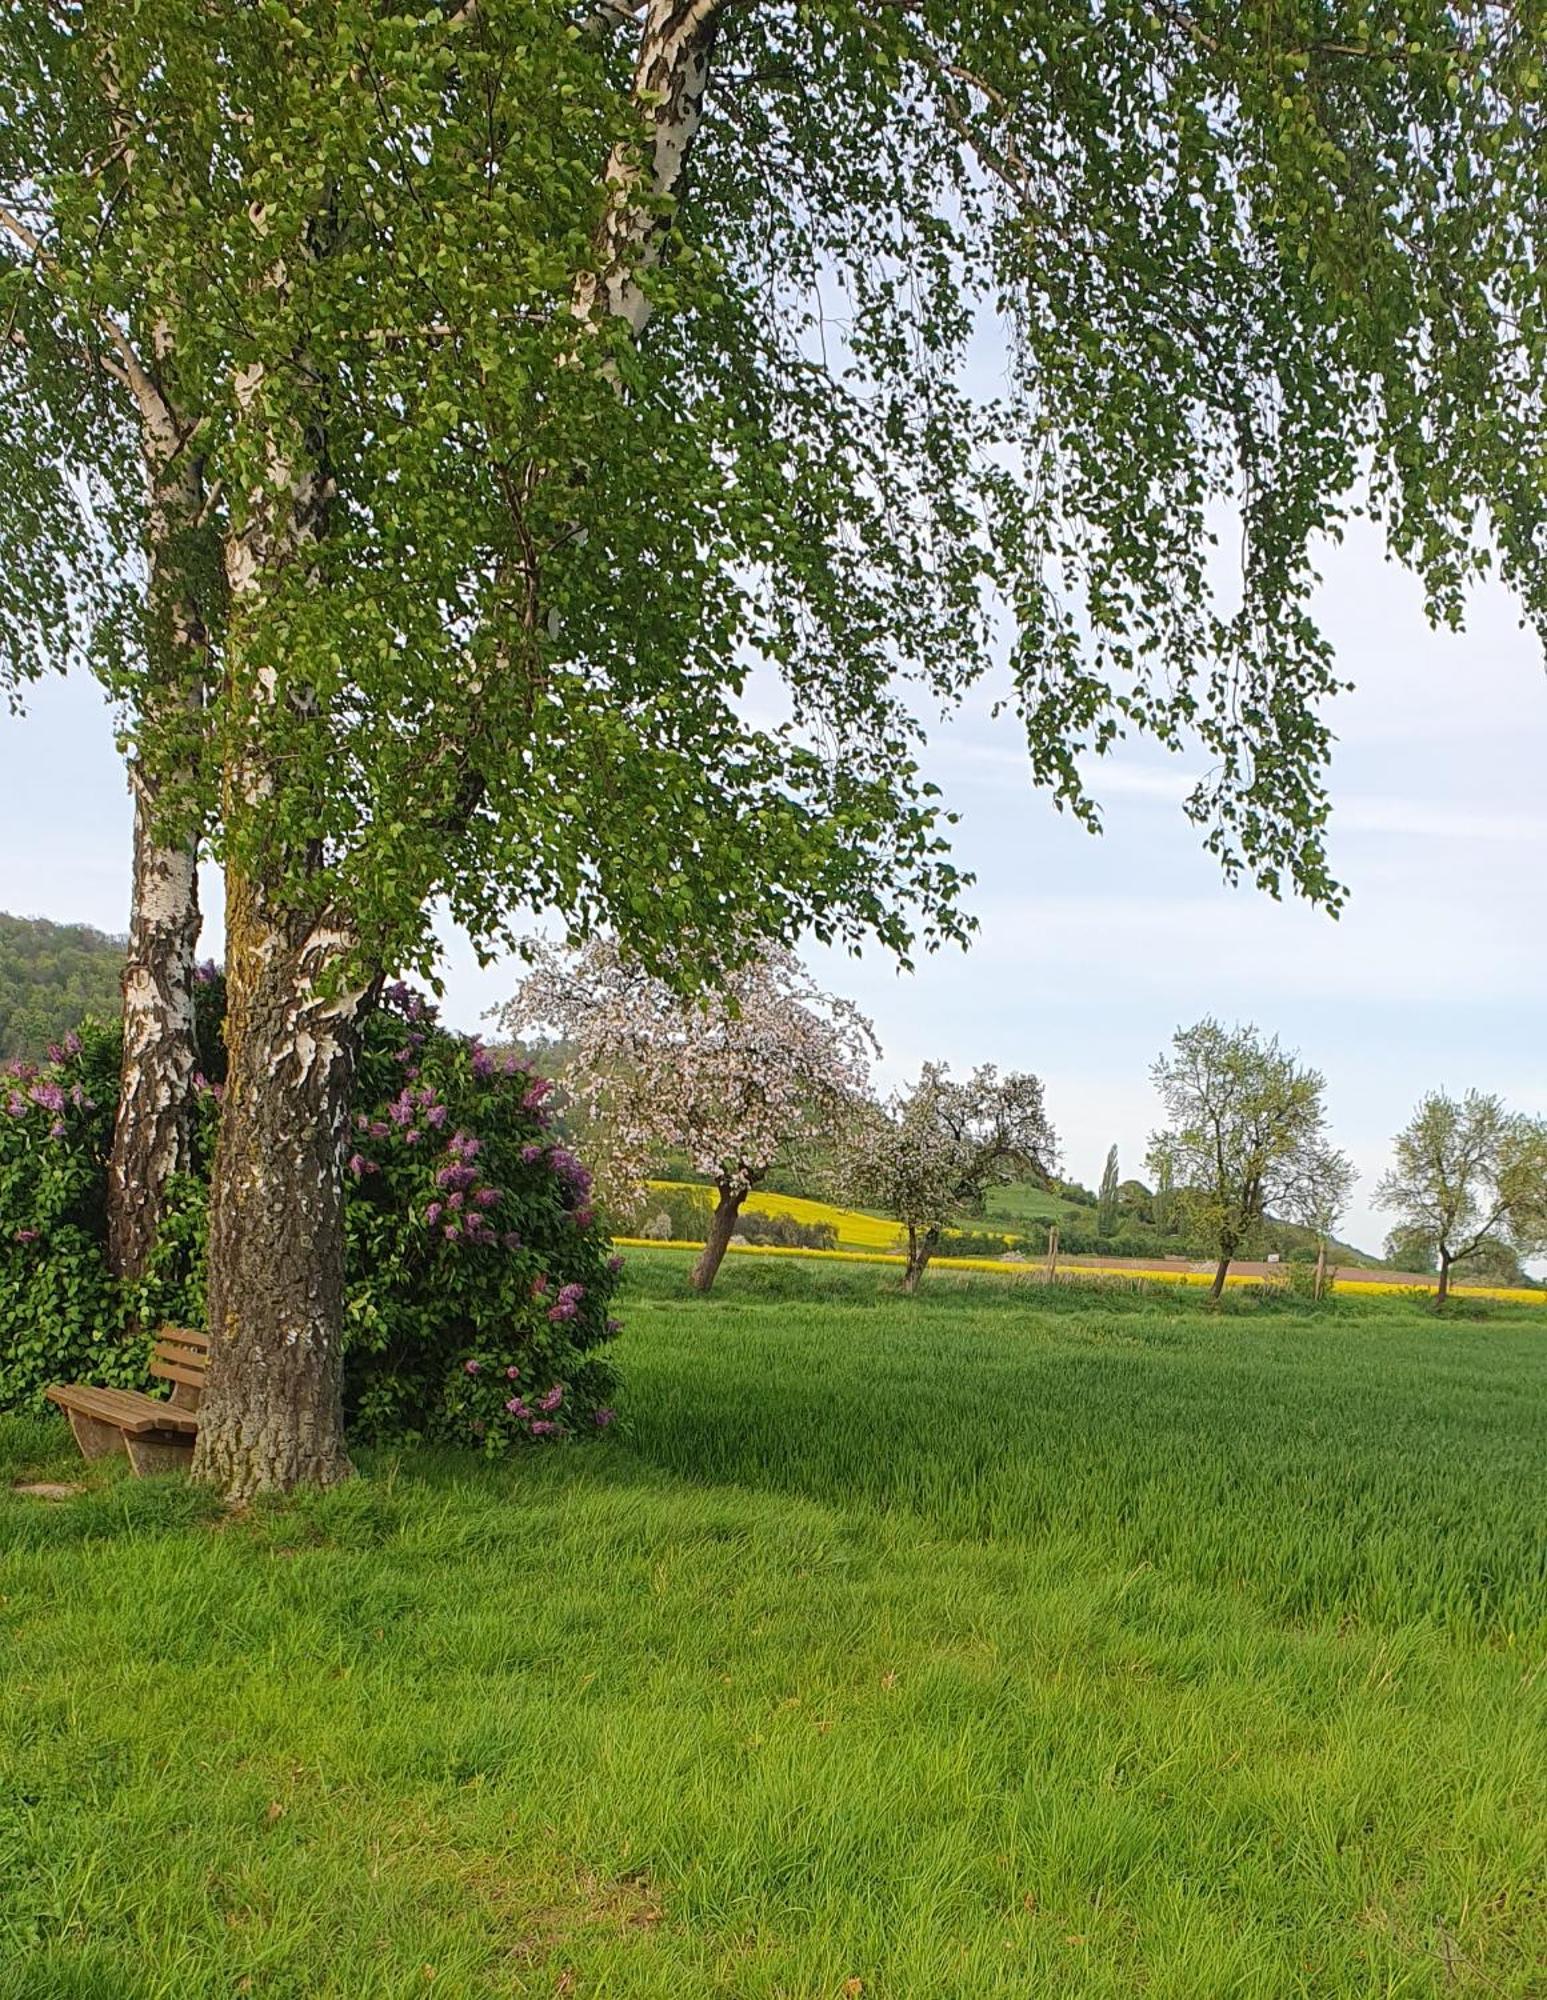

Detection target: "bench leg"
[67, 1410, 127, 1461]
[123, 1432, 196, 1478]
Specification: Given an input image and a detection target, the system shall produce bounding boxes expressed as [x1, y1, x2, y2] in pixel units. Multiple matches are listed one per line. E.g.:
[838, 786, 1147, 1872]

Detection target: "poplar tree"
[5, 2, 1547, 1494]
[1097, 1145, 1121, 1239]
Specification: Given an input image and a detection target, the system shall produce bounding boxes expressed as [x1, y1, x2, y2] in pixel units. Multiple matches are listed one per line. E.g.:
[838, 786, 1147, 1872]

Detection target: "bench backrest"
[150, 1326, 210, 1412]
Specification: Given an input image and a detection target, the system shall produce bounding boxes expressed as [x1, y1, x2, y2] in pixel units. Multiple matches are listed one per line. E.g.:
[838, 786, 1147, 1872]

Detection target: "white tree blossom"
[498, 937, 876, 1291]
[838, 1063, 1058, 1292]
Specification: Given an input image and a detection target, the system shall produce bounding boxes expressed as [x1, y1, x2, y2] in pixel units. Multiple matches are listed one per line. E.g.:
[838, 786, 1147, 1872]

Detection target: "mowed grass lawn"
[2, 1257, 1544, 1999]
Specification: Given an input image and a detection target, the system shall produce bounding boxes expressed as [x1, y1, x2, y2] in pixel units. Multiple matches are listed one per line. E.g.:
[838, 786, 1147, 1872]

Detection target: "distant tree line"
[0, 913, 123, 1063]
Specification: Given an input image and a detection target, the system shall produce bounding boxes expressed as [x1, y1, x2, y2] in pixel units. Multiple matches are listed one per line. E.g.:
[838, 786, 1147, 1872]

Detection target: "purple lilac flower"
[530, 1420, 561, 1439]
[405, 1130, 421, 1146]
[471, 1045, 495, 1080]
[539, 1385, 565, 1412]
[425, 1104, 448, 1128]
[193, 959, 218, 985]
[46, 1042, 64, 1064]
[464, 1359, 481, 1375]
[356, 1113, 370, 1132]
[393, 1047, 414, 1065]
[444, 1223, 462, 1242]
[505, 1396, 530, 1418]
[28, 1082, 66, 1114]
[592, 1408, 616, 1428]
[63, 1030, 81, 1057]
[573, 1206, 594, 1230]
[384, 979, 411, 1010]
[14, 1228, 39, 1244]
[48, 1119, 66, 1139]
[500, 1231, 522, 1252]
[347, 1153, 368, 1177]
[448, 1131, 482, 1162]
[505, 1364, 520, 1380]
[370, 1121, 391, 1141]
[521, 1144, 544, 1166]
[435, 1163, 477, 1191]
[425, 1201, 443, 1225]
[388, 1094, 414, 1127]
[5, 1093, 26, 1118]
[473, 1186, 501, 1209]
[447, 1192, 464, 1212]
[531, 1274, 549, 1298]
[522, 1078, 553, 1110]
[607, 1254, 625, 1276]
[548, 1148, 593, 1198]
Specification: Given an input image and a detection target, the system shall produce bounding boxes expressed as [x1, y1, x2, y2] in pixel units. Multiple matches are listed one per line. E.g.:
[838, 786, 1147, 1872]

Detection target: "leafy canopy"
[1375, 1090, 1547, 1273]
[4, 2, 1547, 975]
[1147, 1018, 1337, 1264]
[840, 1062, 1059, 1245]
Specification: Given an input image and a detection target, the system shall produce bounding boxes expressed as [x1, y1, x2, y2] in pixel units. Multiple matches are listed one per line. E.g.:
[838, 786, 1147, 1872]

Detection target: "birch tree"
[6, 1, 1547, 1494]
[840, 1065, 1058, 1292]
[500, 938, 876, 1293]
[0, 32, 213, 1284]
[1375, 1092, 1547, 1307]
[1148, 1021, 1334, 1303]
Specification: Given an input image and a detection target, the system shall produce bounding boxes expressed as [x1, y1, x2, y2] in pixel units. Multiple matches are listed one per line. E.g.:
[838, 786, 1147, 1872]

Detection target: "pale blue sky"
[3, 519, 1544, 1261]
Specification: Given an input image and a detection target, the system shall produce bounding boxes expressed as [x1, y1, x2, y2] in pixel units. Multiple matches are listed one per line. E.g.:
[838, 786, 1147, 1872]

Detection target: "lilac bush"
[0, 982, 621, 1446]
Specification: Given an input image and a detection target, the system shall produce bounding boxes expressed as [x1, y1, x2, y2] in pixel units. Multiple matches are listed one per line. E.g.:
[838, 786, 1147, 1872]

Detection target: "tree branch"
[0, 201, 171, 428]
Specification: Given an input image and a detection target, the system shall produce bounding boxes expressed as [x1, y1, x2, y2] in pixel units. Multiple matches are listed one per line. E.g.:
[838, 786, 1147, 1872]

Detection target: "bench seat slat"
[45, 1384, 200, 1436]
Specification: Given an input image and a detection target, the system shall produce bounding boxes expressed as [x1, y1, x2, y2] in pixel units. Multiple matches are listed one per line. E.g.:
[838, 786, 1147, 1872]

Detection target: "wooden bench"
[47, 1327, 209, 1476]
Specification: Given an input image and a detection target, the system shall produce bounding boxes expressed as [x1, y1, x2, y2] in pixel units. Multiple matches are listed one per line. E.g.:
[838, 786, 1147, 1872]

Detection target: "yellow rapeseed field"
[628, 1195, 1547, 1304]
[649, 1180, 918, 1251]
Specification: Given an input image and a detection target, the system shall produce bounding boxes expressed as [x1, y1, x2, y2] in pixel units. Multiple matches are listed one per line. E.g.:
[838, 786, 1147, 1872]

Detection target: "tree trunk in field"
[902, 1224, 940, 1294]
[106, 444, 208, 1283]
[1209, 1253, 1231, 1303]
[191, 877, 368, 1502]
[1436, 1249, 1452, 1309]
[1313, 1238, 1328, 1301]
[690, 1185, 745, 1293]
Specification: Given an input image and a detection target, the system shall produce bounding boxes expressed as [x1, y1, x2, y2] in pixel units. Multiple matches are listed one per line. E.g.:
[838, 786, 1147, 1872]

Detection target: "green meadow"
[2, 1253, 1543, 1998]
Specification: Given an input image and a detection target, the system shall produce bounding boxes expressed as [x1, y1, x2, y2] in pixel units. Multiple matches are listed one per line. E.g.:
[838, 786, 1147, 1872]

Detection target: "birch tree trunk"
[191, 875, 365, 1501]
[107, 773, 201, 1282]
[105, 377, 209, 1283]
[190, 370, 362, 1501]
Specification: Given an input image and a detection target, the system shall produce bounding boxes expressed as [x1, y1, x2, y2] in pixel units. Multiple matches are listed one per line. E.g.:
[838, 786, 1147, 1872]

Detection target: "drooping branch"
[0, 200, 176, 443]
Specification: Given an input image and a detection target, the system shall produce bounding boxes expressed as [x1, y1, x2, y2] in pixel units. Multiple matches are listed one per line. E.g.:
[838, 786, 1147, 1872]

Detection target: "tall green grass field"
[2, 1253, 1543, 1997]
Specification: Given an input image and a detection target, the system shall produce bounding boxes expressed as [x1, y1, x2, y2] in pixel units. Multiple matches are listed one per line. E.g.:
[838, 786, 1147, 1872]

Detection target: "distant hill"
[984, 1178, 1380, 1267]
[0, 912, 124, 1063]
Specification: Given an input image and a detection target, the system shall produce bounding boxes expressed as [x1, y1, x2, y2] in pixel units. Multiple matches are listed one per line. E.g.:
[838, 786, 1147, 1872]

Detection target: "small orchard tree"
[1374, 1091, 1547, 1307]
[1280, 1141, 1359, 1298]
[1148, 1020, 1334, 1303]
[499, 939, 875, 1294]
[840, 1064, 1057, 1292]
[1096, 1145, 1120, 1238]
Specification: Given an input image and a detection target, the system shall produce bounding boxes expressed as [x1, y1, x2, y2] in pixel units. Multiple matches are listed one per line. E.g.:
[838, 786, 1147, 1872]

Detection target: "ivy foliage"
[0, 986, 619, 1444]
